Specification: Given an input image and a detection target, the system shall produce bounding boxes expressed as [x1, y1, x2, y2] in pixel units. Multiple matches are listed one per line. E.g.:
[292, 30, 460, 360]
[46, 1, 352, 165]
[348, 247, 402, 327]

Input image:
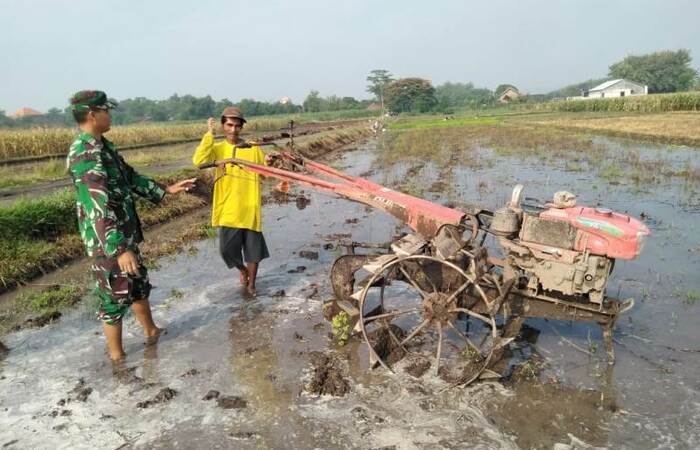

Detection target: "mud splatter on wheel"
[357, 255, 501, 385]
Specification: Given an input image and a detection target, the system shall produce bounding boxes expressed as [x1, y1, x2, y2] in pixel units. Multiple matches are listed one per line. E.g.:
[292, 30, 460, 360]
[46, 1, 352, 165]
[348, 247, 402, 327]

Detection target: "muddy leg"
[246, 262, 259, 295]
[103, 321, 126, 361]
[603, 323, 615, 365]
[237, 265, 249, 286]
[131, 299, 162, 343]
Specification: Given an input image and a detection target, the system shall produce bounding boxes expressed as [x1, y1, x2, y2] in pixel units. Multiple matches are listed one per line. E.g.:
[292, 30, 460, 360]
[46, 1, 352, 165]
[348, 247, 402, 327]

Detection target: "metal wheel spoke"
[363, 308, 420, 324]
[447, 321, 480, 354]
[424, 270, 438, 294]
[398, 266, 429, 299]
[400, 319, 429, 346]
[357, 254, 500, 383]
[451, 307, 494, 328]
[385, 323, 406, 352]
[435, 322, 443, 374]
[444, 280, 472, 305]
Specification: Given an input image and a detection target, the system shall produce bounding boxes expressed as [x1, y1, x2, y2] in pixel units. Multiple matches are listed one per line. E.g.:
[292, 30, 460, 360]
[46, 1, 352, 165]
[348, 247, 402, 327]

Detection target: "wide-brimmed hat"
[221, 106, 247, 123]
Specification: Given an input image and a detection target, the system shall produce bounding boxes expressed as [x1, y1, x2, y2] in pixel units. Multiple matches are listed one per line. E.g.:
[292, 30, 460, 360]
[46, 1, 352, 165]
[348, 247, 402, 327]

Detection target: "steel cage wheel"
[357, 254, 500, 385]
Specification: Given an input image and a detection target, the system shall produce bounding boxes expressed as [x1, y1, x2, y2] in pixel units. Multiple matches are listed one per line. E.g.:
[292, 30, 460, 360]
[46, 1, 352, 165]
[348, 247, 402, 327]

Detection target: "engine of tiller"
[490, 186, 650, 305]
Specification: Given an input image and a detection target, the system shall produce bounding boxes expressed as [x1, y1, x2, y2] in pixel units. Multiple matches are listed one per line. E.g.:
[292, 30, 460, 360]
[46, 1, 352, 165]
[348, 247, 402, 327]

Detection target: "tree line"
[2, 48, 698, 127]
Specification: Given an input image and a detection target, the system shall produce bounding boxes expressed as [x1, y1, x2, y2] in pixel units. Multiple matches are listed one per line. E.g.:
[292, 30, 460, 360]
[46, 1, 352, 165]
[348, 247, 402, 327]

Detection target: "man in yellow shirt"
[192, 107, 269, 296]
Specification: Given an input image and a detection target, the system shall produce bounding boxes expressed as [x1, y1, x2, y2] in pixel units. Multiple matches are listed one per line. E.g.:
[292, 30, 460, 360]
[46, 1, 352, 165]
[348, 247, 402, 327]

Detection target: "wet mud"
[0, 137, 698, 448]
[306, 351, 350, 396]
[136, 387, 178, 409]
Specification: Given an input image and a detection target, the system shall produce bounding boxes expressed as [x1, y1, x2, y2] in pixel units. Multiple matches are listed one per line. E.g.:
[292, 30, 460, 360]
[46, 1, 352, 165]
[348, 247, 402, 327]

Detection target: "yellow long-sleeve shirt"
[192, 132, 266, 232]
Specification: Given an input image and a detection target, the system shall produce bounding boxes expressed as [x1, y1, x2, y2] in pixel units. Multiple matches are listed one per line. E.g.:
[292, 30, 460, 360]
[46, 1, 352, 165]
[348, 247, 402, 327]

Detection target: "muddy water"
[1, 137, 699, 449]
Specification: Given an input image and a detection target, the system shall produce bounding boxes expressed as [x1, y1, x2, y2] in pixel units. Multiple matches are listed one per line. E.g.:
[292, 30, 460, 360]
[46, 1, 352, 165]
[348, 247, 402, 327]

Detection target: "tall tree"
[609, 49, 698, 93]
[303, 90, 323, 113]
[0, 110, 12, 127]
[384, 78, 437, 113]
[435, 82, 494, 110]
[366, 69, 394, 111]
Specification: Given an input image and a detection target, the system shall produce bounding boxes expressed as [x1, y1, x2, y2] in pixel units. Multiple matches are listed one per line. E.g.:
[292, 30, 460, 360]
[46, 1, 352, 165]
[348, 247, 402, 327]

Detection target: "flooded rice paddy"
[1, 134, 698, 449]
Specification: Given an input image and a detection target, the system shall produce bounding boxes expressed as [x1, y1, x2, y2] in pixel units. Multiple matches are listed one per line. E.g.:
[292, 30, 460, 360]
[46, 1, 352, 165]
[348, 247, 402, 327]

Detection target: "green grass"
[0, 168, 209, 293]
[599, 163, 624, 180]
[16, 284, 85, 313]
[389, 115, 500, 130]
[0, 189, 76, 239]
[0, 160, 68, 189]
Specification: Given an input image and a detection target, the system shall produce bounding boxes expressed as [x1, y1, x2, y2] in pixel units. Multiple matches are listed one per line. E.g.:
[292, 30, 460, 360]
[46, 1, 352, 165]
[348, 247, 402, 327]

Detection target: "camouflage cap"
[221, 106, 247, 123]
[70, 90, 118, 111]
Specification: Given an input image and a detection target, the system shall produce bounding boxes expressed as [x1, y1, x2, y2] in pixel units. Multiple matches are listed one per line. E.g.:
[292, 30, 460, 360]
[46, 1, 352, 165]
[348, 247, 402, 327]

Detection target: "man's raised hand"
[166, 178, 197, 194]
[207, 117, 216, 134]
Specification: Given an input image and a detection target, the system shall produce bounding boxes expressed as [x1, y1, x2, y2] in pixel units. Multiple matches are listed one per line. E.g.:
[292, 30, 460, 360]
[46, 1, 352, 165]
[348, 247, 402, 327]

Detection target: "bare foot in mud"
[110, 351, 127, 362]
[244, 286, 257, 298]
[144, 327, 164, 346]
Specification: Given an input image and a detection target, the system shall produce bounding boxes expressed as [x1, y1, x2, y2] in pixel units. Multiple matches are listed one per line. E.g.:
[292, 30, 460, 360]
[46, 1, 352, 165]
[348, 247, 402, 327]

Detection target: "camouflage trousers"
[91, 248, 151, 325]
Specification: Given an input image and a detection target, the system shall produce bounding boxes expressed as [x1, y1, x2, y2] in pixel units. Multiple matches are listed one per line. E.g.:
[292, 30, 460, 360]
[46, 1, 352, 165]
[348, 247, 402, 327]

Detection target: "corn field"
[533, 91, 700, 113]
[0, 117, 292, 160]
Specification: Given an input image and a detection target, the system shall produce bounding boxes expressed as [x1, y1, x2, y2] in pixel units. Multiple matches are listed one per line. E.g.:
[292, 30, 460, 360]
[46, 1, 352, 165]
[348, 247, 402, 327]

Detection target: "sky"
[1, 0, 699, 113]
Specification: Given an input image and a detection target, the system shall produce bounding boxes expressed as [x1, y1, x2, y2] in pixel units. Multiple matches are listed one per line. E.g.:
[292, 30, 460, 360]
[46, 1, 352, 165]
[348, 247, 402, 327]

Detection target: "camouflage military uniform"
[67, 131, 166, 324]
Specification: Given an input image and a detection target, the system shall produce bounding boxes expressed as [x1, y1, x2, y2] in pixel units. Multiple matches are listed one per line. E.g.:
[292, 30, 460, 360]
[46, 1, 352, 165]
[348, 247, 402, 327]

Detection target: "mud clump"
[136, 387, 177, 408]
[509, 354, 547, 383]
[23, 311, 62, 329]
[287, 266, 306, 274]
[299, 250, 319, 260]
[404, 359, 431, 378]
[75, 387, 93, 402]
[70, 378, 93, 402]
[217, 395, 247, 409]
[295, 196, 311, 210]
[437, 356, 488, 385]
[180, 368, 199, 378]
[428, 181, 448, 193]
[48, 409, 72, 418]
[367, 325, 406, 366]
[202, 390, 220, 401]
[230, 431, 261, 440]
[112, 365, 144, 384]
[306, 351, 350, 397]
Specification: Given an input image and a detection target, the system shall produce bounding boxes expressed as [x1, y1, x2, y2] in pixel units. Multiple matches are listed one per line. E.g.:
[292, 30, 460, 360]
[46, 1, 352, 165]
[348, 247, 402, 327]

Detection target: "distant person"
[66, 90, 196, 362]
[192, 107, 271, 297]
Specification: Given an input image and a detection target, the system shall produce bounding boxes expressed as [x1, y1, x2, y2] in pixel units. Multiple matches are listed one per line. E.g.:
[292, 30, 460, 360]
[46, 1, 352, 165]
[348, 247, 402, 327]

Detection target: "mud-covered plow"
[198, 134, 650, 385]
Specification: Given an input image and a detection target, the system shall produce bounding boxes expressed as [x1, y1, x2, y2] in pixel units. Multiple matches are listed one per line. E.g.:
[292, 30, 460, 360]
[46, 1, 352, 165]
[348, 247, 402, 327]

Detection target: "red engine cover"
[539, 207, 650, 260]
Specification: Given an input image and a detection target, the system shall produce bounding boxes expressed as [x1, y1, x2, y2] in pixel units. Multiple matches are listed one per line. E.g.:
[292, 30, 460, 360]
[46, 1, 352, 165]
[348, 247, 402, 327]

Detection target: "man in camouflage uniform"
[66, 90, 196, 361]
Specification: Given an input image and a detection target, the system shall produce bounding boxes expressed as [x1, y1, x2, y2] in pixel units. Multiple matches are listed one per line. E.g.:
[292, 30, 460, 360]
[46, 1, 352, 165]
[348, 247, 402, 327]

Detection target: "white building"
[581, 79, 648, 99]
